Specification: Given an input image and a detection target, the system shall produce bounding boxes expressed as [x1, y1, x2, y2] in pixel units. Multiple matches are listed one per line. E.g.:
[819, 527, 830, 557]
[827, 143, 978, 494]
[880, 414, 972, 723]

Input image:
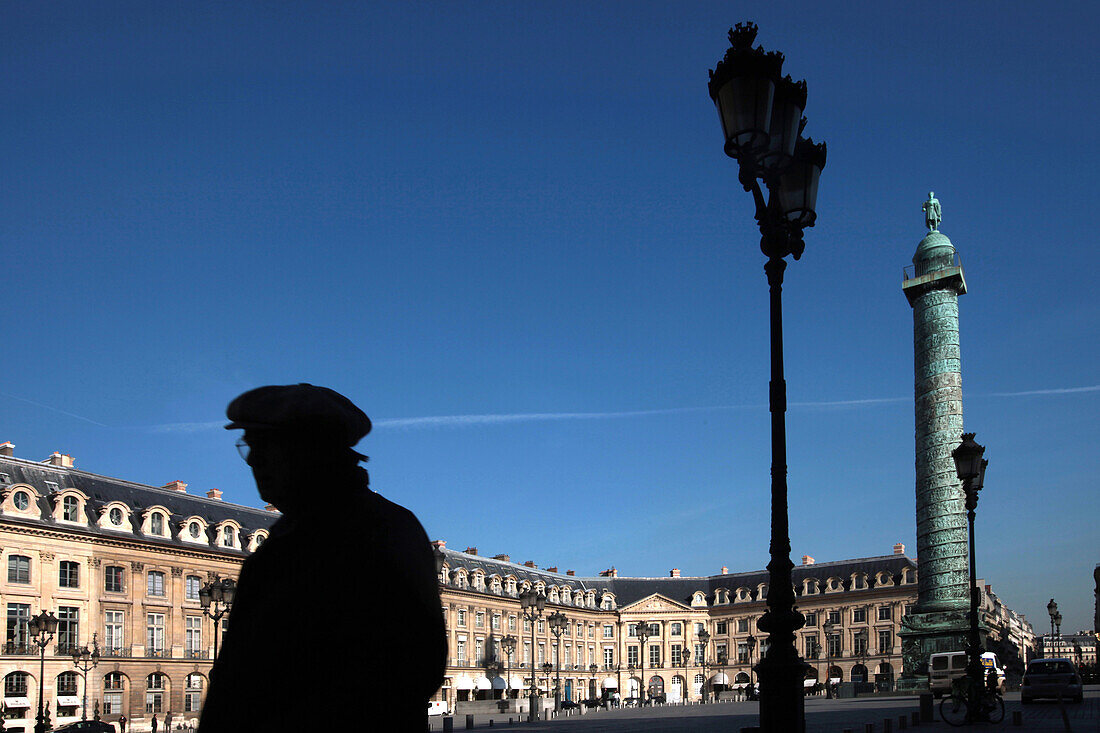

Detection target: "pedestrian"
[151, 714, 158, 733]
[119, 714, 127, 732]
[198, 384, 447, 732]
[165, 711, 173, 731]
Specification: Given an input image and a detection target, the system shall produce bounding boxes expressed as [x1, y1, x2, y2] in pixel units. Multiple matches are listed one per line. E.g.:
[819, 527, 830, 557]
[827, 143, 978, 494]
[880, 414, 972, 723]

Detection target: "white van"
[427, 700, 449, 716]
[929, 651, 1005, 697]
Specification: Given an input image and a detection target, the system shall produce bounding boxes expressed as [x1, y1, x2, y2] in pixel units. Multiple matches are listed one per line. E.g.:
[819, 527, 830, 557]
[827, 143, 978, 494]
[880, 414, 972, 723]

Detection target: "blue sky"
[2, 2, 1097, 635]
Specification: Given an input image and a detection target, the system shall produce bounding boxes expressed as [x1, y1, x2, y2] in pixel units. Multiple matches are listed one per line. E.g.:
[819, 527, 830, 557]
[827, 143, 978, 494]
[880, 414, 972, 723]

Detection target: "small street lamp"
[952, 431, 989, 722]
[28, 610, 59, 733]
[199, 576, 236, 661]
[746, 633, 758, 699]
[501, 635, 518, 702]
[520, 589, 546, 722]
[547, 611, 568, 711]
[708, 22, 826, 732]
[698, 628, 711, 704]
[71, 633, 101, 721]
[678, 649, 691, 705]
[589, 663, 598, 703]
[822, 620, 835, 699]
[541, 662, 554, 708]
[635, 621, 651, 706]
[1054, 612, 1062, 640]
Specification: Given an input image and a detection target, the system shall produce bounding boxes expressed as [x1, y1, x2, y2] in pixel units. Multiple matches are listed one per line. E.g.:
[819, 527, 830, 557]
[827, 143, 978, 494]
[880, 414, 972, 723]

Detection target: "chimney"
[492, 554, 510, 562]
[802, 555, 815, 565]
[670, 568, 681, 578]
[264, 503, 280, 512]
[464, 547, 478, 556]
[599, 567, 618, 578]
[206, 488, 223, 501]
[566, 570, 575, 576]
[524, 561, 537, 569]
[163, 480, 187, 493]
[721, 566, 729, 575]
[46, 452, 74, 468]
[432, 540, 446, 552]
[0, 442, 13, 457]
[547, 566, 558, 573]
[893, 542, 905, 555]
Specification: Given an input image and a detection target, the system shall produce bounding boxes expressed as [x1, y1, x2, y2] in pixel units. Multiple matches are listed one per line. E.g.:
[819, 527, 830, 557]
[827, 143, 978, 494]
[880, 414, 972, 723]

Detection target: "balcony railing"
[55, 644, 79, 656]
[184, 649, 209, 659]
[145, 648, 172, 659]
[100, 646, 131, 658]
[2, 643, 36, 656]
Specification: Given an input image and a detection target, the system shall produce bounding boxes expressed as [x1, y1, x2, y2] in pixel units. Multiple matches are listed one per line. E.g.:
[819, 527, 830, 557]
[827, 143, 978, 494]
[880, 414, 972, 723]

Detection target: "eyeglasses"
[235, 438, 250, 462]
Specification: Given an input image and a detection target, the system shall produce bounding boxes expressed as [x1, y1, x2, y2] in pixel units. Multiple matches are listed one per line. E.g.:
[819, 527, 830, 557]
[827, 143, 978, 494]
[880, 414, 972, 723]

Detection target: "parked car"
[929, 651, 1006, 698]
[54, 722, 116, 733]
[1022, 658, 1083, 704]
[560, 700, 580, 710]
[427, 700, 449, 716]
[581, 698, 602, 709]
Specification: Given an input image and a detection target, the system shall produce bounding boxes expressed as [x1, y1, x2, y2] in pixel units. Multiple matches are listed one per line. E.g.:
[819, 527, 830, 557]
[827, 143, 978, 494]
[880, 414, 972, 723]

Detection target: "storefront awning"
[454, 676, 475, 690]
[732, 682, 748, 689]
[474, 677, 492, 690]
[602, 677, 618, 689]
[491, 676, 507, 690]
[710, 673, 730, 685]
[56, 696, 81, 707]
[828, 677, 841, 684]
[3, 697, 30, 708]
[509, 675, 525, 689]
[803, 679, 817, 688]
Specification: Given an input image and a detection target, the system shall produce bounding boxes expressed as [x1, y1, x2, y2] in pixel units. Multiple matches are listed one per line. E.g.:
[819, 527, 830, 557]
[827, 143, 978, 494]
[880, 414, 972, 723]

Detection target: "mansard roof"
[0, 454, 276, 554]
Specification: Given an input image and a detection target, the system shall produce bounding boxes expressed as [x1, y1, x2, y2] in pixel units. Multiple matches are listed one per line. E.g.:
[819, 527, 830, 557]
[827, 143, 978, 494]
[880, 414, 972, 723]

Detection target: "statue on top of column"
[922, 192, 942, 232]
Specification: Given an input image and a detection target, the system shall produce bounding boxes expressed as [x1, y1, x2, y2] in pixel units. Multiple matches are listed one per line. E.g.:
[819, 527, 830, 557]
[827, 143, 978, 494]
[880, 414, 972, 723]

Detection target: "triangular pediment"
[620, 593, 692, 613]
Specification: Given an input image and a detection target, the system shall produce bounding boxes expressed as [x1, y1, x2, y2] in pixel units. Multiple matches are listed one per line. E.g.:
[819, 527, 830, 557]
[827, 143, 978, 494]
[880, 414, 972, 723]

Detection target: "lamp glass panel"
[777, 161, 821, 226]
[715, 77, 774, 157]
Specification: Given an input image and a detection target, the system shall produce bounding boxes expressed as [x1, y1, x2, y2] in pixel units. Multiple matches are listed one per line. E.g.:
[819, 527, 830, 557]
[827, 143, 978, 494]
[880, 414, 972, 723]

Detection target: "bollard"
[865, 724, 875, 733]
[843, 729, 853, 733]
[899, 715, 907, 729]
[443, 717, 453, 733]
[489, 721, 494, 727]
[1012, 710, 1022, 726]
[465, 713, 474, 730]
[884, 719, 892, 733]
[919, 693, 933, 723]
[911, 711, 919, 727]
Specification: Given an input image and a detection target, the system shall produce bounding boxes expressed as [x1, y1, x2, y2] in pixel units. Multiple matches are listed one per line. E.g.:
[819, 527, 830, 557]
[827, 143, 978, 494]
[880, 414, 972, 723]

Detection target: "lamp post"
[635, 621, 651, 705]
[822, 620, 835, 699]
[1054, 612, 1062, 641]
[547, 611, 568, 711]
[811, 639, 823, 695]
[589, 663, 598, 703]
[708, 23, 826, 733]
[28, 610, 59, 733]
[679, 648, 691, 704]
[198, 576, 236, 661]
[71, 632, 100, 721]
[952, 432, 988, 722]
[501, 635, 517, 703]
[541, 662, 554, 710]
[855, 629, 869, 684]
[698, 628, 711, 704]
[520, 589, 546, 721]
[746, 633, 757, 699]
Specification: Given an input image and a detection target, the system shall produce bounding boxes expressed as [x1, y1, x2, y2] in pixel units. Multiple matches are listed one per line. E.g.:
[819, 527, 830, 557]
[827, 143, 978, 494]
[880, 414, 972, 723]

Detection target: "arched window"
[12, 490, 31, 511]
[222, 526, 235, 547]
[145, 673, 167, 714]
[56, 671, 79, 695]
[4, 671, 29, 697]
[103, 672, 125, 715]
[61, 495, 80, 522]
[184, 673, 204, 713]
[150, 512, 165, 536]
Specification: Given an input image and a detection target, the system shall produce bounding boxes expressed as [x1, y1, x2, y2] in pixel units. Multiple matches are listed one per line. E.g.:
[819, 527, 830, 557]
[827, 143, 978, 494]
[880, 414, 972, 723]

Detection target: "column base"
[756, 653, 809, 733]
[899, 607, 981, 678]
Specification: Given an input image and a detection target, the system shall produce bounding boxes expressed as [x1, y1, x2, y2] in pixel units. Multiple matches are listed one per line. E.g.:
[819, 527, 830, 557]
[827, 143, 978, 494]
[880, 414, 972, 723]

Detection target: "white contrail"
[151, 421, 226, 433]
[985, 385, 1100, 397]
[0, 391, 111, 427]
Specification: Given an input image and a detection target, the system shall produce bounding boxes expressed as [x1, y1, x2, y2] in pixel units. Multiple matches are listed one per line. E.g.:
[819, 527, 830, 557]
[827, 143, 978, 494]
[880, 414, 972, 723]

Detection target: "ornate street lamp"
[547, 611, 568, 711]
[822, 620, 835, 699]
[635, 621, 652, 705]
[71, 632, 101, 720]
[199, 576, 237, 661]
[746, 633, 758, 699]
[541, 662, 554, 709]
[520, 589, 546, 721]
[589, 663, 598, 703]
[501, 635, 518, 702]
[1054, 612, 1062, 640]
[28, 610, 59, 733]
[698, 628, 711, 704]
[679, 648, 691, 704]
[708, 23, 826, 732]
[952, 431, 988, 722]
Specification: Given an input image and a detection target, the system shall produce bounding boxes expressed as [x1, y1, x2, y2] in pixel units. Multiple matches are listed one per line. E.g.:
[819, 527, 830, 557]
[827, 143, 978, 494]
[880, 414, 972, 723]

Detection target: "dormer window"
[109, 508, 123, 526]
[44, 481, 59, 492]
[13, 491, 29, 511]
[189, 522, 202, 539]
[62, 496, 79, 522]
[150, 513, 165, 535]
[222, 526, 236, 547]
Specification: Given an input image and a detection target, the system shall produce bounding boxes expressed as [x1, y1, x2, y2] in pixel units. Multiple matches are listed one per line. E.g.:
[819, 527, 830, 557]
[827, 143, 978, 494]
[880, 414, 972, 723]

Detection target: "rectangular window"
[588, 624, 594, 638]
[457, 609, 466, 627]
[694, 643, 705, 665]
[523, 642, 530, 664]
[878, 630, 892, 654]
[186, 575, 202, 601]
[103, 693, 123, 715]
[827, 610, 841, 625]
[104, 611, 124, 651]
[878, 605, 892, 621]
[185, 689, 202, 713]
[671, 622, 682, 636]
[563, 646, 570, 667]
[804, 634, 818, 658]
[628, 623, 638, 637]
[715, 621, 728, 635]
[456, 638, 466, 663]
[58, 560, 80, 588]
[737, 618, 748, 633]
[804, 612, 817, 627]
[737, 642, 749, 664]
[5, 603, 30, 650]
[537, 619, 545, 634]
[604, 647, 614, 667]
[523, 617, 530, 632]
[852, 608, 866, 623]
[508, 616, 516, 631]
[853, 632, 868, 656]
[57, 607, 79, 653]
[475, 611, 484, 628]
[7, 555, 30, 584]
[145, 692, 163, 714]
[491, 614, 500, 631]
[105, 566, 125, 593]
[146, 613, 165, 653]
[147, 571, 165, 597]
[603, 624, 614, 638]
[827, 633, 841, 658]
[715, 642, 727, 664]
[627, 646, 639, 667]
[475, 638, 484, 664]
[649, 645, 660, 667]
[671, 644, 682, 666]
[186, 616, 202, 656]
[694, 622, 705, 635]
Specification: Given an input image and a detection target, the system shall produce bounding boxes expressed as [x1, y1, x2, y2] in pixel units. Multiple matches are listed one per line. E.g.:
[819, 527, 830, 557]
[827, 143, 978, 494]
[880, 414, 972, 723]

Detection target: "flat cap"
[225, 384, 371, 447]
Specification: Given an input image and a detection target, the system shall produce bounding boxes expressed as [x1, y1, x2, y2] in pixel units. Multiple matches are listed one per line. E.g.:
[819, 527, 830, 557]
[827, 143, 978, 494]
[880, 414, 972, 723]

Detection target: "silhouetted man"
[198, 384, 446, 731]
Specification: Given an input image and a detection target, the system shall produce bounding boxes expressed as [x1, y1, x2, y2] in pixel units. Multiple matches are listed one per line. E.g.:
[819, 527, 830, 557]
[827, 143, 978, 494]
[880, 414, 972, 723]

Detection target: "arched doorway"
[692, 673, 705, 699]
[3, 671, 33, 729]
[669, 675, 684, 703]
[876, 662, 894, 691]
[648, 675, 664, 702]
[827, 666, 843, 684]
[601, 676, 617, 704]
[626, 677, 641, 700]
[851, 664, 868, 683]
[804, 667, 819, 695]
